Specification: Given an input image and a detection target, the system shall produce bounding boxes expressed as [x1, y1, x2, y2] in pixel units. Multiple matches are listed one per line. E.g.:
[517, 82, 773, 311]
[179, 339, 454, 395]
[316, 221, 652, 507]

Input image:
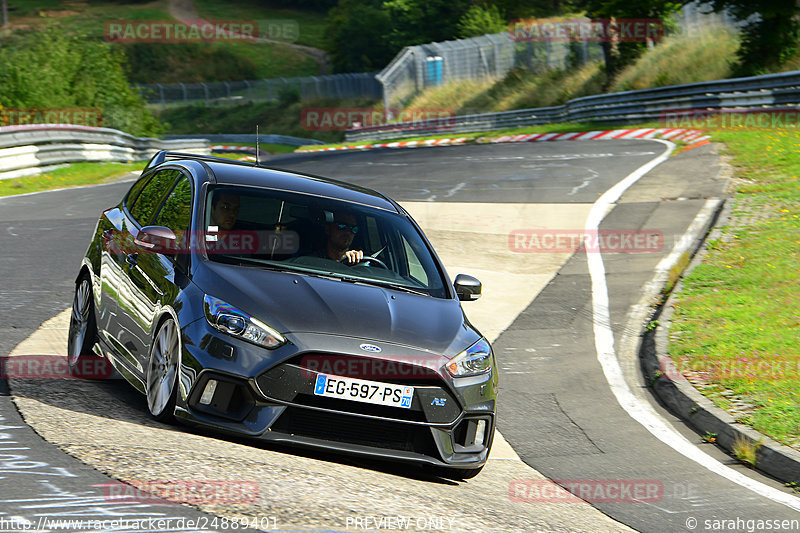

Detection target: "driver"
[316, 211, 363, 265]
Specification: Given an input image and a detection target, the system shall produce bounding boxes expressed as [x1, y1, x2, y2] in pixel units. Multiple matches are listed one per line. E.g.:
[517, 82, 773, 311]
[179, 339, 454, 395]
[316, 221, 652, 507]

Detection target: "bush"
[0, 27, 162, 137]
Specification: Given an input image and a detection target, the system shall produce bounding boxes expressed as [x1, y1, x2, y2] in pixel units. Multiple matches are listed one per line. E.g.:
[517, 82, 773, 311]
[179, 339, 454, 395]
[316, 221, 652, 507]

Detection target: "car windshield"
[203, 186, 448, 298]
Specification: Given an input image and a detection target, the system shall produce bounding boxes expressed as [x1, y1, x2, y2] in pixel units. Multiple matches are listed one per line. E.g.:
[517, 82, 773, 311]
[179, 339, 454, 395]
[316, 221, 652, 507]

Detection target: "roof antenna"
[256, 124, 260, 166]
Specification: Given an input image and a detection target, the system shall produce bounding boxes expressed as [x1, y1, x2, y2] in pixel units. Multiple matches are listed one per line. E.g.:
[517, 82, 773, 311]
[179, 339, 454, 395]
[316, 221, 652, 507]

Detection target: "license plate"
[313, 373, 414, 409]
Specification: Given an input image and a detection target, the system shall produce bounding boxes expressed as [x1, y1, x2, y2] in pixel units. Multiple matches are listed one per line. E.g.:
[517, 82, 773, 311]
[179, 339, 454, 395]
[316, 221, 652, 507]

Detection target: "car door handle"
[125, 254, 138, 267]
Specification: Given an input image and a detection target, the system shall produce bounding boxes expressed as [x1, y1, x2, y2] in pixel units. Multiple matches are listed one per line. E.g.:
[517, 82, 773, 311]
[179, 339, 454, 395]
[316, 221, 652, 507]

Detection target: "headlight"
[203, 295, 286, 349]
[445, 337, 493, 377]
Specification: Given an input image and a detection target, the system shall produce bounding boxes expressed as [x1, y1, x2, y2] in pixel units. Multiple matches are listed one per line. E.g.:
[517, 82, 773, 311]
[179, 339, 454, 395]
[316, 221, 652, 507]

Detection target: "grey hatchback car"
[68, 151, 497, 478]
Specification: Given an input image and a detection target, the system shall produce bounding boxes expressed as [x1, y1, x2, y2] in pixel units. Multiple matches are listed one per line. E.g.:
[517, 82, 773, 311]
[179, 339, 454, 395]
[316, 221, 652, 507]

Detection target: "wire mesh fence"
[136, 4, 740, 110]
[136, 73, 383, 106]
[376, 32, 606, 109]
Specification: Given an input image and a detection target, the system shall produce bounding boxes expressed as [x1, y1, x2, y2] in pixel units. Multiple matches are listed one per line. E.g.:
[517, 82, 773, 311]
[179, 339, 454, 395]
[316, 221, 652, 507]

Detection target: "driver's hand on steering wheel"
[343, 249, 364, 264]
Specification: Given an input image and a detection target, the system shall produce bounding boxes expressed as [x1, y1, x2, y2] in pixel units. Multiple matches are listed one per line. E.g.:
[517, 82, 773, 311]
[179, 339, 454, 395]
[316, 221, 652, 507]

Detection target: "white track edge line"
[586, 139, 800, 512]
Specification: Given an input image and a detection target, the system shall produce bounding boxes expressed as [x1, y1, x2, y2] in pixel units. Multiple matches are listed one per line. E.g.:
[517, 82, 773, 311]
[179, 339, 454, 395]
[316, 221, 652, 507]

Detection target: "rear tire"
[67, 276, 98, 378]
[146, 318, 180, 423]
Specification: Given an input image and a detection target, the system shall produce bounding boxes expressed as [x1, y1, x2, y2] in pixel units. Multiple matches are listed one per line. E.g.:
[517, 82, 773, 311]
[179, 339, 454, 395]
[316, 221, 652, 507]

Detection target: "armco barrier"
[164, 133, 324, 147]
[0, 124, 211, 179]
[345, 70, 800, 141]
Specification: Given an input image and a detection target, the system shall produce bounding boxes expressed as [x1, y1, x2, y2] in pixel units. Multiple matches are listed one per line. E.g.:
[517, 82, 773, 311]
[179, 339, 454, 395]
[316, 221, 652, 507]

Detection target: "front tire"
[67, 276, 98, 377]
[146, 318, 180, 422]
[430, 465, 484, 480]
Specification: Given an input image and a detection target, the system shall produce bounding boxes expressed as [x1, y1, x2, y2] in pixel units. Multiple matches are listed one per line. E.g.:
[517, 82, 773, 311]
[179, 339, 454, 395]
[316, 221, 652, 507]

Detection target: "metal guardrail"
[164, 133, 324, 146]
[346, 70, 800, 141]
[0, 125, 210, 179]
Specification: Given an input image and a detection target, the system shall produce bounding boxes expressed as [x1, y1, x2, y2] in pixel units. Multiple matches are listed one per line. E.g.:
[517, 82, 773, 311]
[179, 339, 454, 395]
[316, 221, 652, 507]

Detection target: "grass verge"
[668, 127, 800, 449]
[0, 162, 140, 197]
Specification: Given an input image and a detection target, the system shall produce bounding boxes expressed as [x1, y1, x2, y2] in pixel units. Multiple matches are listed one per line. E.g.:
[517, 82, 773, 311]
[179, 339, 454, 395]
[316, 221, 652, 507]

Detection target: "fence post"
[179, 82, 187, 104]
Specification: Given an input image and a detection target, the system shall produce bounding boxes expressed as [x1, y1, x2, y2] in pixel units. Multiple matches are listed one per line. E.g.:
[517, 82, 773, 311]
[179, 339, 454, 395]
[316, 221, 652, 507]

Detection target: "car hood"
[192, 261, 476, 355]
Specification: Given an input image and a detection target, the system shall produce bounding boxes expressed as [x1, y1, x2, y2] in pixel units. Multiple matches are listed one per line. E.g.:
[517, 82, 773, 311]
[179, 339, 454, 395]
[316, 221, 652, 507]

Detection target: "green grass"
[5, 0, 172, 39]
[3, 1, 321, 82]
[158, 96, 381, 144]
[194, 0, 329, 49]
[0, 162, 140, 197]
[610, 26, 740, 92]
[211, 143, 297, 156]
[669, 127, 800, 448]
[402, 62, 606, 115]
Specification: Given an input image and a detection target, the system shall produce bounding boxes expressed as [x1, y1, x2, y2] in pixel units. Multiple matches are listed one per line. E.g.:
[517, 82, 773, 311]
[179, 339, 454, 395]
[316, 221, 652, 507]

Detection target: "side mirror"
[454, 274, 482, 302]
[134, 226, 178, 254]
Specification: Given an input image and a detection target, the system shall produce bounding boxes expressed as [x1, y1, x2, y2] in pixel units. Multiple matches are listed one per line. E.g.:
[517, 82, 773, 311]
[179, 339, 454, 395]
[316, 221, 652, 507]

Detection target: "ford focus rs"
[68, 151, 497, 478]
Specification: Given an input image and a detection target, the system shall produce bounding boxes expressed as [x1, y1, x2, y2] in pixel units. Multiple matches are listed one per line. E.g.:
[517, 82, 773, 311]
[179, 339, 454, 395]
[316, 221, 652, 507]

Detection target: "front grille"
[256, 353, 463, 424]
[270, 406, 440, 457]
[288, 353, 444, 384]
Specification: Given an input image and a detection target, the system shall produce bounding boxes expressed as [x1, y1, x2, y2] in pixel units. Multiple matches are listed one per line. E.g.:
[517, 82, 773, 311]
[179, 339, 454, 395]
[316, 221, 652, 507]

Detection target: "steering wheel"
[356, 256, 388, 269]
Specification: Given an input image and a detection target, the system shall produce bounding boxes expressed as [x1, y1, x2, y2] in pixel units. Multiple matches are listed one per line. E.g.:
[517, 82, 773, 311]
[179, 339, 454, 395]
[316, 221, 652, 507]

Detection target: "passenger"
[209, 192, 240, 231]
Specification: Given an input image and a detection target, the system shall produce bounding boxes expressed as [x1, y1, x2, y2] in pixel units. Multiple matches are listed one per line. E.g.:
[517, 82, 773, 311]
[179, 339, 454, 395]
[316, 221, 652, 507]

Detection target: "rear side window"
[155, 175, 193, 234]
[128, 170, 180, 226]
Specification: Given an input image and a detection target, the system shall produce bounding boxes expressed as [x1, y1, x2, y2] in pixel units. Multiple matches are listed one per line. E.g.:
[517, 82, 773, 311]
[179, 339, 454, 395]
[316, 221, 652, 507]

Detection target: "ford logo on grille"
[359, 343, 382, 353]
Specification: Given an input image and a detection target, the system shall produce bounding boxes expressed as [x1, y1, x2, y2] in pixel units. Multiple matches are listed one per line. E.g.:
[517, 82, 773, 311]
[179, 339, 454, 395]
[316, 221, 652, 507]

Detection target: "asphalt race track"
[2, 140, 799, 532]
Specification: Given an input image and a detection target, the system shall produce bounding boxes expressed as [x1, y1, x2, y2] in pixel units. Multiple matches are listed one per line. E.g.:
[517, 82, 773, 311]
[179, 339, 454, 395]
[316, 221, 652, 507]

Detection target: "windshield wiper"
[327, 275, 430, 296]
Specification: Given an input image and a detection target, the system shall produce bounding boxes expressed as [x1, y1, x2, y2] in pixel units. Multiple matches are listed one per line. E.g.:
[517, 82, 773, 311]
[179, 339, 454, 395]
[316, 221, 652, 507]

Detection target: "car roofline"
[145, 150, 404, 214]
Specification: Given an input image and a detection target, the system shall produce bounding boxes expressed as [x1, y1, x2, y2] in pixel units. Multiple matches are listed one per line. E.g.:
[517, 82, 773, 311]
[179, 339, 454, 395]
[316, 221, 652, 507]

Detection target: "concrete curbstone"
[640, 194, 800, 485]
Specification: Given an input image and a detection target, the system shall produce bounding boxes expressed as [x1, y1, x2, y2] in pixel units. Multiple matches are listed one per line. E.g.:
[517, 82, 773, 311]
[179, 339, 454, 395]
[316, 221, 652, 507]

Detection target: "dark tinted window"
[124, 174, 150, 209]
[128, 170, 179, 226]
[205, 186, 448, 298]
[155, 175, 193, 234]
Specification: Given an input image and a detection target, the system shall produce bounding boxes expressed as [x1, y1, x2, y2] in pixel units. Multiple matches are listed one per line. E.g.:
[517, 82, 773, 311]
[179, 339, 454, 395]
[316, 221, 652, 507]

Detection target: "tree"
[458, 4, 507, 39]
[575, 0, 686, 79]
[325, 0, 396, 73]
[709, 0, 800, 74]
[383, 0, 473, 48]
[0, 28, 161, 136]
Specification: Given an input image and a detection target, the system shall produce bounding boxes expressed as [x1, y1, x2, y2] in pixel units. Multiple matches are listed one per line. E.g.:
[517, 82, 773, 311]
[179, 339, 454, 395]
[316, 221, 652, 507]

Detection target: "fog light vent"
[199, 379, 218, 405]
[474, 419, 487, 446]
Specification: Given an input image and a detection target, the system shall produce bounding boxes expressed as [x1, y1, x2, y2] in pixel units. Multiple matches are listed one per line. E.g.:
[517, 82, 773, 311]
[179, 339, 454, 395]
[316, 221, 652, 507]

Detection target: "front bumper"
[175, 323, 497, 469]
